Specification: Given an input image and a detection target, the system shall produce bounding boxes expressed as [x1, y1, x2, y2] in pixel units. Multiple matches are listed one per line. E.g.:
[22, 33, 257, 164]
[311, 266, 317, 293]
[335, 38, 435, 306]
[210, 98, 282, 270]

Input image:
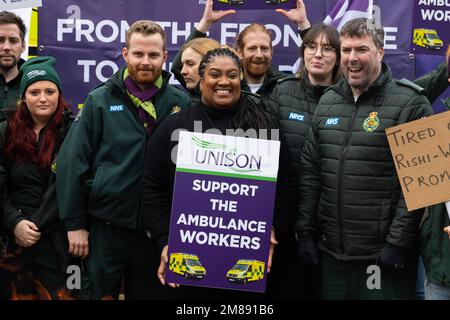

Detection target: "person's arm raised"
[276, 0, 311, 30]
[196, 0, 236, 33]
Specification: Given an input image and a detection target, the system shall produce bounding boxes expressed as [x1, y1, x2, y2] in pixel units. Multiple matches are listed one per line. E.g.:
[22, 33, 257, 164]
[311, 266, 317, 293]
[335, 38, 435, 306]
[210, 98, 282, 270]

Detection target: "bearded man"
[56, 20, 190, 300]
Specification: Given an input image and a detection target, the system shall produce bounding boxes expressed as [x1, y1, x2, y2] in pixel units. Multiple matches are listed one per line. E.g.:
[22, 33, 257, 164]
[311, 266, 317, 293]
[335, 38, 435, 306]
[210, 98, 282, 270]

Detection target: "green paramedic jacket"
[56, 68, 190, 231]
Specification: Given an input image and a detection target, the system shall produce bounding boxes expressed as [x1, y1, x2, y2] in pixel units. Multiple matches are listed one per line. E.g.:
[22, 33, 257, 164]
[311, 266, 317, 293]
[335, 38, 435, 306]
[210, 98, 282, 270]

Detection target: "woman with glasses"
[266, 24, 340, 172]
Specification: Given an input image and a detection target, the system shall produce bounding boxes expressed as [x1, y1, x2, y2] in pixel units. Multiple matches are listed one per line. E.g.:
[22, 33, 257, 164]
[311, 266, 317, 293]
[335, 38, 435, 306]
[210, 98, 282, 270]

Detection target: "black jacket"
[296, 63, 433, 260]
[0, 59, 25, 122]
[141, 96, 298, 252]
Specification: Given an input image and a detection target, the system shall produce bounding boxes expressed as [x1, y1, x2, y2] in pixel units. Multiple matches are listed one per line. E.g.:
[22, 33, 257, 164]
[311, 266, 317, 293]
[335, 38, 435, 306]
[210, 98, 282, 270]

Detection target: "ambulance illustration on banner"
[169, 253, 206, 280]
[226, 259, 265, 284]
[413, 28, 443, 51]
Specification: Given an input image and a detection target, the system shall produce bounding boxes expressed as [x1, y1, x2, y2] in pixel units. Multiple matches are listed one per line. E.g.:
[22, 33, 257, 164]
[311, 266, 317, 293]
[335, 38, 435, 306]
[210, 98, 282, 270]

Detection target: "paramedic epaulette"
[276, 73, 301, 84]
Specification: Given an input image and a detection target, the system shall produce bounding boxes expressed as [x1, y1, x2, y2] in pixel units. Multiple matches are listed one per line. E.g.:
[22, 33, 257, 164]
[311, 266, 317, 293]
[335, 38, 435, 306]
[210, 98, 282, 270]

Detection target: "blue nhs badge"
[288, 112, 305, 122]
[110, 105, 124, 112]
[325, 117, 340, 126]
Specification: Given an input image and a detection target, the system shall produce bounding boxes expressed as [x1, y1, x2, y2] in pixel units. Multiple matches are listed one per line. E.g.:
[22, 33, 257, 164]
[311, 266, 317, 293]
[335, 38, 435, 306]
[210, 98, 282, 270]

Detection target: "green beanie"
[19, 56, 62, 97]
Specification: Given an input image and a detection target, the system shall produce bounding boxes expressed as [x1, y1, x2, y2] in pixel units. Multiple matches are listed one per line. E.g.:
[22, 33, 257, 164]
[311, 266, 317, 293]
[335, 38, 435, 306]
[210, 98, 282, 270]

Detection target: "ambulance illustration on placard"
[413, 28, 443, 51]
[226, 259, 265, 284]
[169, 253, 206, 280]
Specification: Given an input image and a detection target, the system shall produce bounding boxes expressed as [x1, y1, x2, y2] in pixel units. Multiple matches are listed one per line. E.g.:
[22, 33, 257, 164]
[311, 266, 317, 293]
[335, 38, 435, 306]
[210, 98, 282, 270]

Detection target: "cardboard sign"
[386, 111, 450, 211]
[165, 131, 280, 292]
[213, 0, 295, 11]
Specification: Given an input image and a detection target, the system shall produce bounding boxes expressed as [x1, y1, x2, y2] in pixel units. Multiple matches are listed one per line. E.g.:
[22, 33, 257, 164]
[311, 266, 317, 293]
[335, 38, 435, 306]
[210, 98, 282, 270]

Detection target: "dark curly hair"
[198, 47, 241, 78]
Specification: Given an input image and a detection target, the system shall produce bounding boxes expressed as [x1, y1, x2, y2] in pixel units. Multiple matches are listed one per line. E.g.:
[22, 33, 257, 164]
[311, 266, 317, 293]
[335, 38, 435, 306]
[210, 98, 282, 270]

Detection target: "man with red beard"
[0, 11, 26, 122]
[56, 20, 190, 299]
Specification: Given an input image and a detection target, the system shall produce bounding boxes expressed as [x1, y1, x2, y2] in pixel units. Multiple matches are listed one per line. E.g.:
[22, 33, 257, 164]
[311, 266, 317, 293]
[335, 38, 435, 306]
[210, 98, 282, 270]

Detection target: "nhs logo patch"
[110, 105, 124, 112]
[288, 112, 305, 122]
[325, 118, 340, 126]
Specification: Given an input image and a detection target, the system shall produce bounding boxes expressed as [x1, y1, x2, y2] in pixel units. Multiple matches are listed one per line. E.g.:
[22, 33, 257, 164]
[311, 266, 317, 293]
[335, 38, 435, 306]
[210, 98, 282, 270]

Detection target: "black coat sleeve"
[272, 131, 299, 242]
[170, 28, 207, 89]
[295, 123, 321, 234]
[413, 62, 449, 105]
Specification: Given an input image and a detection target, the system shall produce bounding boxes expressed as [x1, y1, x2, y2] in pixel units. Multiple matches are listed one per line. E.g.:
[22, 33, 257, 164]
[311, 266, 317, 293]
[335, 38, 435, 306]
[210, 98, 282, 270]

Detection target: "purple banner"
[324, 0, 372, 28]
[214, 0, 295, 10]
[166, 172, 275, 292]
[411, 0, 449, 56]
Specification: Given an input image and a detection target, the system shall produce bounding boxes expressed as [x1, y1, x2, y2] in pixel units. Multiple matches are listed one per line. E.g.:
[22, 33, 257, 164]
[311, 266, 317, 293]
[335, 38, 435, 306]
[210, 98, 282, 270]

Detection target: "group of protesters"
[0, 0, 449, 300]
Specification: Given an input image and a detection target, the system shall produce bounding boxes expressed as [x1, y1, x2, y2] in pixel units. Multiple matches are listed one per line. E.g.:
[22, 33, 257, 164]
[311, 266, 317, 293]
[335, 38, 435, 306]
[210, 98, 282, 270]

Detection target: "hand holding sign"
[444, 225, 450, 238]
[267, 228, 278, 273]
[158, 245, 180, 288]
[166, 132, 280, 292]
[275, 0, 311, 30]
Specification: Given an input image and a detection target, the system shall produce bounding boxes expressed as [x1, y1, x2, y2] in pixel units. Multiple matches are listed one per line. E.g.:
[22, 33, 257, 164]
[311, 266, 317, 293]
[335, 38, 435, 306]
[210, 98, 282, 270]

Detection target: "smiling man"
[56, 20, 190, 300]
[0, 11, 26, 122]
[295, 18, 434, 300]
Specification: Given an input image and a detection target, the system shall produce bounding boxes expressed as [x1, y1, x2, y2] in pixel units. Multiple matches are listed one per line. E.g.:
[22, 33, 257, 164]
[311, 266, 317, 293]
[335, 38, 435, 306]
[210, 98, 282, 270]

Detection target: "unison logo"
[192, 136, 261, 173]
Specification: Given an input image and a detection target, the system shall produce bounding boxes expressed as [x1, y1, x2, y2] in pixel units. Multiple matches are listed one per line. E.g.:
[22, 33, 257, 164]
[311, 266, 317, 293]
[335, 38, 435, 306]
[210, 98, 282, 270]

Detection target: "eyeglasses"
[304, 43, 336, 57]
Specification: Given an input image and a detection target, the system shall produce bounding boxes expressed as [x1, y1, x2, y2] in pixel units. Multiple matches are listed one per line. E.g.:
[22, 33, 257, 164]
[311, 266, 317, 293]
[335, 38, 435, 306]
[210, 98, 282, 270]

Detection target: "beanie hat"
[19, 56, 62, 97]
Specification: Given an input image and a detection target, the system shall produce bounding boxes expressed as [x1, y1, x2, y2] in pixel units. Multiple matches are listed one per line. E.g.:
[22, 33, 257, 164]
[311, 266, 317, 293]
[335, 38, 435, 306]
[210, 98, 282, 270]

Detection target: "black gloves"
[376, 243, 408, 271]
[297, 235, 319, 267]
